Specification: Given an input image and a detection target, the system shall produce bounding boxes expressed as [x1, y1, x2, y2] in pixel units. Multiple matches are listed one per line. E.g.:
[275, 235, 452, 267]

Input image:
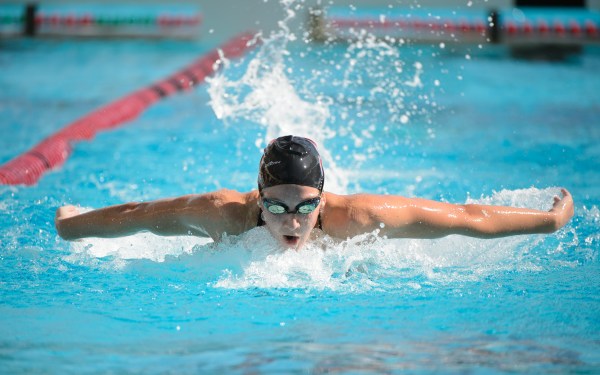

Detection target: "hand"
[55, 205, 81, 239]
[55, 205, 80, 222]
[549, 189, 574, 230]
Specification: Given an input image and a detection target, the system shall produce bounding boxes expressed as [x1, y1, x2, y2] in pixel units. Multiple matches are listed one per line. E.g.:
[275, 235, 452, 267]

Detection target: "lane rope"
[324, 7, 600, 42]
[329, 17, 599, 39]
[0, 13, 200, 27]
[0, 31, 257, 186]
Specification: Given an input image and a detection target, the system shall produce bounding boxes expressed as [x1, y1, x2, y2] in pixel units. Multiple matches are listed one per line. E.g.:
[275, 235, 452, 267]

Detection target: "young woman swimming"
[55, 135, 574, 250]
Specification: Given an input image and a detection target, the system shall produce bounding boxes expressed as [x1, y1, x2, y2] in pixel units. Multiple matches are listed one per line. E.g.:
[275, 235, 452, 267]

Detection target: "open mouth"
[282, 235, 300, 246]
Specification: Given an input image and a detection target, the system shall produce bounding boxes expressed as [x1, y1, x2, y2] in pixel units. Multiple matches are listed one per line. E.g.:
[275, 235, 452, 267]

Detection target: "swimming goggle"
[262, 196, 321, 215]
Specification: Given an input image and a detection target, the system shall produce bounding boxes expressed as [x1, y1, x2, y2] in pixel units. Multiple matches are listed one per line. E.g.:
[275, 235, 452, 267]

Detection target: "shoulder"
[182, 189, 260, 236]
[322, 192, 381, 219]
[321, 192, 412, 238]
[321, 192, 372, 238]
[179, 189, 257, 209]
[186, 189, 257, 206]
[323, 192, 410, 213]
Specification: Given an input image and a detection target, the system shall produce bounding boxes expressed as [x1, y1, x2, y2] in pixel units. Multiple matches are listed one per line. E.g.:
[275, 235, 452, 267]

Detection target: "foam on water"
[65, 187, 583, 292]
[67, 232, 211, 267]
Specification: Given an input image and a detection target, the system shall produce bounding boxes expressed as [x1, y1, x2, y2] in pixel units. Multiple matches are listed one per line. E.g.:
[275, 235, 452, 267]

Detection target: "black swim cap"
[258, 135, 324, 192]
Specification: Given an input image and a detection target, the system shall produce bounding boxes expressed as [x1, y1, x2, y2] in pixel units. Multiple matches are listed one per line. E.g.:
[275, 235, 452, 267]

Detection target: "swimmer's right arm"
[55, 198, 210, 240]
[55, 190, 257, 241]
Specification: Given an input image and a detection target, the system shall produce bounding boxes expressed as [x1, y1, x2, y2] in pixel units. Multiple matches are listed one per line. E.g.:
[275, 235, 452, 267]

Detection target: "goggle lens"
[267, 204, 286, 214]
[297, 204, 317, 214]
[263, 197, 320, 215]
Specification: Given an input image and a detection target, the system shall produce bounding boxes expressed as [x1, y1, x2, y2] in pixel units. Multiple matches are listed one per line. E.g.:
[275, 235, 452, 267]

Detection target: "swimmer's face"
[259, 184, 323, 251]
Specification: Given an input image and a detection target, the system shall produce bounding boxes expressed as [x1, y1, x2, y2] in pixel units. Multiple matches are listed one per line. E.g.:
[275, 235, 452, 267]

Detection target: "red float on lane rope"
[0, 31, 258, 186]
[585, 20, 598, 36]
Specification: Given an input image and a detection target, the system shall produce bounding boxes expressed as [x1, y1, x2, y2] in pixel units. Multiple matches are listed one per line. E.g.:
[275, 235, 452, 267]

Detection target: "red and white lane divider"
[503, 19, 598, 37]
[0, 31, 257, 186]
[330, 18, 488, 34]
[328, 16, 599, 41]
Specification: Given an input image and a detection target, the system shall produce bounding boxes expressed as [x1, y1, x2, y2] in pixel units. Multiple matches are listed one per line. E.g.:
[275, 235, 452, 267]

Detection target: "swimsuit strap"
[256, 212, 322, 230]
[257, 211, 265, 227]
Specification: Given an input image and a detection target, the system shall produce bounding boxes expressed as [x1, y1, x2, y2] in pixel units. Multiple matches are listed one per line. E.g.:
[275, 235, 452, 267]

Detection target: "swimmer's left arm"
[326, 189, 574, 239]
[389, 189, 573, 239]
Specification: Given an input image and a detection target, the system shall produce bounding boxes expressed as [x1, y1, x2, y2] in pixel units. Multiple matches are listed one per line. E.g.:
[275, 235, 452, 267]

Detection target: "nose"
[281, 214, 301, 230]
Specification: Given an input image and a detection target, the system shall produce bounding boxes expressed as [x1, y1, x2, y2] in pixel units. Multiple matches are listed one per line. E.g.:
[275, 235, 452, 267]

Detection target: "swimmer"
[55, 135, 574, 250]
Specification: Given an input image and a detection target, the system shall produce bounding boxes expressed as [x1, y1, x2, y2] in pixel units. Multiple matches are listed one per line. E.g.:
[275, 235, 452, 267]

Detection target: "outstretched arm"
[55, 190, 258, 241]
[324, 189, 574, 239]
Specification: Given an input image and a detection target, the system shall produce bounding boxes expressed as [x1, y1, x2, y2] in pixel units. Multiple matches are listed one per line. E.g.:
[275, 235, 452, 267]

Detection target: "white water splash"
[65, 231, 211, 268]
[207, 0, 347, 193]
[333, 28, 429, 130]
[466, 187, 560, 208]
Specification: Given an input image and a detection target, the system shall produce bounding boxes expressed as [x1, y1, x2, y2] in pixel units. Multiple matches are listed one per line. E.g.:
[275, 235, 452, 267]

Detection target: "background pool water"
[1, 31, 599, 373]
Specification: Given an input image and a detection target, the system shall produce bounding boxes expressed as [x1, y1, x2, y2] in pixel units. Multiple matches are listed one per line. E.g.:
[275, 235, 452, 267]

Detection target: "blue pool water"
[1, 21, 600, 374]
